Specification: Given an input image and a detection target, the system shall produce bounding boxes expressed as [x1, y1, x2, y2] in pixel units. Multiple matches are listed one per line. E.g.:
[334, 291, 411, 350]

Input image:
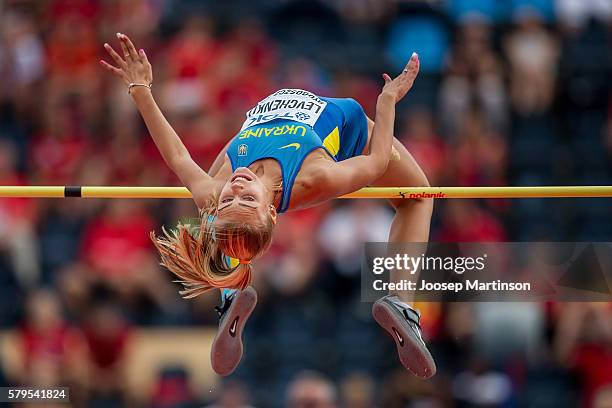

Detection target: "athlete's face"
[217, 167, 277, 224]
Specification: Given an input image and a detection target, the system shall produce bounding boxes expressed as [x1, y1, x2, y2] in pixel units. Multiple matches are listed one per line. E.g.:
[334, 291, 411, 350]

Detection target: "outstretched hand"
[100, 33, 152, 90]
[381, 52, 420, 103]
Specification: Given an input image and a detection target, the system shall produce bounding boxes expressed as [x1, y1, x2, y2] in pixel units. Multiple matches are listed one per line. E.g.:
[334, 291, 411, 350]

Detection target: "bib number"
[240, 89, 327, 131]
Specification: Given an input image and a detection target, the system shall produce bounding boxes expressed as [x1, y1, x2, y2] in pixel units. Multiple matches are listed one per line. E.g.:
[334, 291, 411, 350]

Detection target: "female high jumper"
[101, 33, 436, 378]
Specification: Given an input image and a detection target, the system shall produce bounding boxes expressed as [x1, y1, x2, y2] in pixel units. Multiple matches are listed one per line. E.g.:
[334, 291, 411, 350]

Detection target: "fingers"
[116, 33, 132, 61]
[401, 52, 419, 80]
[99, 59, 124, 77]
[384, 52, 419, 85]
[117, 33, 140, 62]
[138, 48, 150, 67]
[104, 43, 126, 68]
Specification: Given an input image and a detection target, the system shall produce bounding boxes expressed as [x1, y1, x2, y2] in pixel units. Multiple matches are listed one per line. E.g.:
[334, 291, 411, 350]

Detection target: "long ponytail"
[151, 201, 274, 299]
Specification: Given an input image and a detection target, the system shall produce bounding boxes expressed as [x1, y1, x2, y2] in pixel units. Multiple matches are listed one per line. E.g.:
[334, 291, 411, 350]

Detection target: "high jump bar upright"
[0, 186, 611, 199]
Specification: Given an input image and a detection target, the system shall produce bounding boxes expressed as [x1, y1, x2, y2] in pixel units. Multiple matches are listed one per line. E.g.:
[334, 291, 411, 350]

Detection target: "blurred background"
[0, 0, 611, 407]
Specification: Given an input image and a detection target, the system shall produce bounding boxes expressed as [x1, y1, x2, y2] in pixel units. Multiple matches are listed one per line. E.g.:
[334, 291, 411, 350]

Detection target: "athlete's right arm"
[209, 139, 233, 176]
[101, 33, 216, 208]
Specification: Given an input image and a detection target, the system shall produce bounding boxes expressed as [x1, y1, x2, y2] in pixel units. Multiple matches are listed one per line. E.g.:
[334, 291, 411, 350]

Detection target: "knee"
[391, 189, 434, 215]
[388, 167, 433, 210]
[405, 174, 432, 201]
[416, 173, 431, 189]
[396, 194, 434, 211]
[401, 173, 433, 202]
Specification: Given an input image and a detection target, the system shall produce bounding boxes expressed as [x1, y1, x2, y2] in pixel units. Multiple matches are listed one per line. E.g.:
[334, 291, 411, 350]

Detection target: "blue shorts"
[315, 97, 369, 161]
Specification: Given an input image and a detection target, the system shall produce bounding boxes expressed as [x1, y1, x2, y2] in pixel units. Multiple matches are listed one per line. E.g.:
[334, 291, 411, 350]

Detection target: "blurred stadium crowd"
[0, 0, 611, 407]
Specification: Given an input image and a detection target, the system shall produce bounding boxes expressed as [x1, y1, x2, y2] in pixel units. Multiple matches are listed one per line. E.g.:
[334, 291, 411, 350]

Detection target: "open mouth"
[231, 169, 254, 183]
[232, 176, 251, 183]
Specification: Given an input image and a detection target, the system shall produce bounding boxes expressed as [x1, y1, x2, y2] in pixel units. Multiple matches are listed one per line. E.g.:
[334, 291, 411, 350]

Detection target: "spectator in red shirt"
[555, 303, 612, 408]
[150, 366, 198, 408]
[18, 289, 81, 387]
[46, 16, 98, 77]
[81, 200, 153, 278]
[29, 100, 89, 185]
[436, 201, 507, 242]
[79, 200, 175, 312]
[160, 16, 219, 115]
[451, 107, 507, 189]
[80, 296, 132, 401]
[223, 18, 278, 76]
[400, 108, 449, 187]
[46, 0, 101, 23]
[46, 14, 100, 100]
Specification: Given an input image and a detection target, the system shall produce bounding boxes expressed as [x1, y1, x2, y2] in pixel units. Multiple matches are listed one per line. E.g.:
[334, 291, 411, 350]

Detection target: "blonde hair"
[151, 199, 274, 299]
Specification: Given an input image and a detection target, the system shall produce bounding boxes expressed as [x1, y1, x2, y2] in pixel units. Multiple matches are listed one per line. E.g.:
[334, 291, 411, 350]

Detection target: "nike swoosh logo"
[279, 143, 301, 150]
[392, 327, 404, 347]
[229, 317, 239, 337]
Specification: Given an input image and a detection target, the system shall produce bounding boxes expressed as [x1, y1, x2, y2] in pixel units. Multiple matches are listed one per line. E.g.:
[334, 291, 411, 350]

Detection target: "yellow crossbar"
[0, 186, 611, 199]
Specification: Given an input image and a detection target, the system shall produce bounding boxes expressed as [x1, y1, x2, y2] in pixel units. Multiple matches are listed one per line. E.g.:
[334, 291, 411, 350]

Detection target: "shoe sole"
[210, 286, 257, 376]
[372, 301, 436, 379]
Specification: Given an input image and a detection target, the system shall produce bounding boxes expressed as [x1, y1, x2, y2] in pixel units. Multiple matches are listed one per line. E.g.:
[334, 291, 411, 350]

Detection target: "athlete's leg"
[210, 255, 258, 376]
[364, 118, 433, 304]
[364, 118, 436, 379]
[211, 286, 258, 376]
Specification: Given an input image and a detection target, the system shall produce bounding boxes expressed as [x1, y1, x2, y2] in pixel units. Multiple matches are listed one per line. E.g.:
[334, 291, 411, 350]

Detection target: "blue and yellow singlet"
[226, 89, 368, 213]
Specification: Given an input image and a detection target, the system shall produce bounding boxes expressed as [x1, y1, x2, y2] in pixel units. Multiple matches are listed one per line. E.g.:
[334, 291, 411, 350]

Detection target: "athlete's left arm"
[313, 53, 419, 201]
[313, 93, 394, 199]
